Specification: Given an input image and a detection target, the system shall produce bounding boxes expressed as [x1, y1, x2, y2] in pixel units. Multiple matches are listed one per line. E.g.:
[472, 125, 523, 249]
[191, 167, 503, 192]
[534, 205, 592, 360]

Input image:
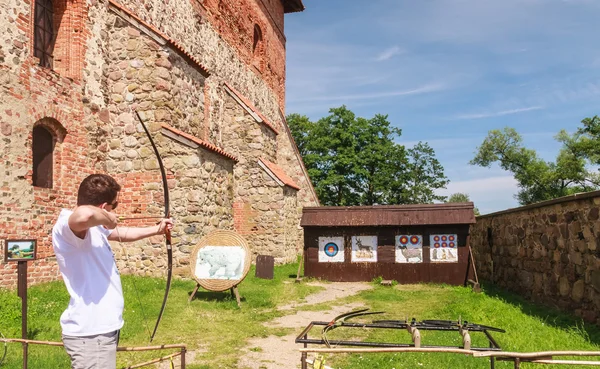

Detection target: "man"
[52, 174, 173, 369]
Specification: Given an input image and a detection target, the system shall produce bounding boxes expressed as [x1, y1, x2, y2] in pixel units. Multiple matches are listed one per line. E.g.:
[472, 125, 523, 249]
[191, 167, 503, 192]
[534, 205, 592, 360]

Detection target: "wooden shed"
[300, 203, 477, 284]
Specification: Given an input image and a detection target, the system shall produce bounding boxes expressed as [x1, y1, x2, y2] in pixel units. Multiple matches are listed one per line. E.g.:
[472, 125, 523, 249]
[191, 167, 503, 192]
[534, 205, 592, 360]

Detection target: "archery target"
[429, 234, 458, 263]
[351, 235, 378, 262]
[395, 235, 423, 263]
[318, 237, 344, 262]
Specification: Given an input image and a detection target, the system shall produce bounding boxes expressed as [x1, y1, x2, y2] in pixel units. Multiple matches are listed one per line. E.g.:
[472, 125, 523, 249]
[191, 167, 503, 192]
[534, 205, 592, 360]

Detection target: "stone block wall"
[0, 0, 318, 289]
[471, 191, 600, 324]
[221, 91, 300, 262]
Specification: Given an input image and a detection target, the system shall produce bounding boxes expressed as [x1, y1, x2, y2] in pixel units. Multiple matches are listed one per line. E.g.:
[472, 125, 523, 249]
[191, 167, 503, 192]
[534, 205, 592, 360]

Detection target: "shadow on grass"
[481, 282, 600, 345]
[188, 290, 246, 304]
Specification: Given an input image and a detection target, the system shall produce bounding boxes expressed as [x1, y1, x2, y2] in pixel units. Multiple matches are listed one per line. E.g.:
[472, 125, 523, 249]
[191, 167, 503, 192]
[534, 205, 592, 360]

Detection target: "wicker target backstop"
[189, 230, 251, 292]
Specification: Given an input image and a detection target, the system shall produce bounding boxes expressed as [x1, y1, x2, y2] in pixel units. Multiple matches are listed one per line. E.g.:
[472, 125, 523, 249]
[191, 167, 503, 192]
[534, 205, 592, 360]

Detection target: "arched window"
[34, 0, 55, 68]
[32, 125, 55, 188]
[253, 24, 262, 56]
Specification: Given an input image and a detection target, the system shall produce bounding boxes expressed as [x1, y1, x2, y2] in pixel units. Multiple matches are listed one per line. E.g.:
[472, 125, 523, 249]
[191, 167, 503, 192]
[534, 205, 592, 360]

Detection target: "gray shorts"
[62, 330, 120, 369]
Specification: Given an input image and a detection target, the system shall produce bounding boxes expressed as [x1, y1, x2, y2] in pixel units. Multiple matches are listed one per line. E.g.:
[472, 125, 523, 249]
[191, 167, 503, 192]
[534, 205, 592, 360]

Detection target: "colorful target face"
[318, 237, 344, 263]
[429, 234, 458, 263]
[395, 235, 423, 263]
[324, 242, 339, 257]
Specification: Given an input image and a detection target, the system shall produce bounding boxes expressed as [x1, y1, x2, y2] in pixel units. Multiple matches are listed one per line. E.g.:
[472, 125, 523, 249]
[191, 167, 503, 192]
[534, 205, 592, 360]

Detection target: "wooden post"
[17, 261, 27, 369]
[188, 283, 200, 303]
[230, 286, 241, 308]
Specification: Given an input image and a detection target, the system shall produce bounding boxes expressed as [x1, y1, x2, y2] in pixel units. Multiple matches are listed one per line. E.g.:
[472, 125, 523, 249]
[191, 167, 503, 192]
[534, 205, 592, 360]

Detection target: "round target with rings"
[399, 236, 409, 245]
[410, 236, 420, 244]
[324, 242, 339, 257]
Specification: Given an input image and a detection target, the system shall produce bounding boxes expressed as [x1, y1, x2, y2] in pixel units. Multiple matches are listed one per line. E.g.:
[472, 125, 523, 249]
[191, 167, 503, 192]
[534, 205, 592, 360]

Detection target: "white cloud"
[288, 83, 445, 103]
[376, 46, 402, 61]
[437, 175, 520, 214]
[454, 106, 543, 120]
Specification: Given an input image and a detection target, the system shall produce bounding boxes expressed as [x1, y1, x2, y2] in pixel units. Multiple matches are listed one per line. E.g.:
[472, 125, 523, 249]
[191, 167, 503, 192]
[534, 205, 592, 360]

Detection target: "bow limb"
[321, 309, 384, 347]
[135, 111, 173, 342]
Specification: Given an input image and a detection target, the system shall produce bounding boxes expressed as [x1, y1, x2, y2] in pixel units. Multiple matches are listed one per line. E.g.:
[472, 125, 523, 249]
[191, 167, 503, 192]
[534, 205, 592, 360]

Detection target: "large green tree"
[470, 118, 600, 205]
[446, 192, 480, 216]
[287, 106, 448, 206]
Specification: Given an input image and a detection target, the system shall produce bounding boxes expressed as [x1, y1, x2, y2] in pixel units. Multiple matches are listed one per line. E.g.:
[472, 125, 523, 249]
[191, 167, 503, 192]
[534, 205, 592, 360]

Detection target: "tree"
[402, 142, 449, 204]
[287, 106, 449, 206]
[566, 115, 600, 164]
[470, 123, 600, 205]
[446, 192, 480, 216]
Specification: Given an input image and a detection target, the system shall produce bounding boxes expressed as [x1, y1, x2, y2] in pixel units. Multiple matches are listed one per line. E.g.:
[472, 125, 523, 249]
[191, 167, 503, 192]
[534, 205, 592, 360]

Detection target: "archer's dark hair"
[77, 174, 121, 206]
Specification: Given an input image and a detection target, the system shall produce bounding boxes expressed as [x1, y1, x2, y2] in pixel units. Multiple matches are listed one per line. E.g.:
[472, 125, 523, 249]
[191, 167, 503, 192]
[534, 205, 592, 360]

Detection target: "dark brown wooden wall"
[303, 225, 474, 284]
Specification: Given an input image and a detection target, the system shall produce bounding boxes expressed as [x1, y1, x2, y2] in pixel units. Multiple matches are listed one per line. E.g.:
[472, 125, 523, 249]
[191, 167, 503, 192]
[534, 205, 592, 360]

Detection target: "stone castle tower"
[0, 0, 318, 286]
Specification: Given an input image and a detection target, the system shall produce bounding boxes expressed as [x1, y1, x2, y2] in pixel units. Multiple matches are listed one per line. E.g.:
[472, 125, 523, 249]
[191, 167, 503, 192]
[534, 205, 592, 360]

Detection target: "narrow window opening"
[34, 0, 55, 68]
[253, 24, 262, 56]
[32, 125, 55, 188]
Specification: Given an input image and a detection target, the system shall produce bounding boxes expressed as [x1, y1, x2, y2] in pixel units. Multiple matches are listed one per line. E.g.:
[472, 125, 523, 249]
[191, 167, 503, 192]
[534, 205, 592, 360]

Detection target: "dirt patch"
[238, 281, 373, 369]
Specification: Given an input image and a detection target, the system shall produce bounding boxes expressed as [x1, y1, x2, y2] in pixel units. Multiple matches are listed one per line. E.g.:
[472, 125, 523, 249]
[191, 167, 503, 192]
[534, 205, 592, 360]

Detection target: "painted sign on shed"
[301, 203, 477, 284]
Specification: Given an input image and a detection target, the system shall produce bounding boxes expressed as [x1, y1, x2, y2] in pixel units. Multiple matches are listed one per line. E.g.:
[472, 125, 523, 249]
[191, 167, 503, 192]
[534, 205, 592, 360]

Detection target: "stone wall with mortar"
[220, 92, 299, 262]
[0, 0, 318, 288]
[471, 191, 600, 324]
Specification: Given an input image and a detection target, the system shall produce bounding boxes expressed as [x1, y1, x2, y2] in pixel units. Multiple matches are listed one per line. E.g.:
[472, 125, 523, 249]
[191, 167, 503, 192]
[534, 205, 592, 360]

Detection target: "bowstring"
[116, 225, 152, 341]
[0, 330, 7, 366]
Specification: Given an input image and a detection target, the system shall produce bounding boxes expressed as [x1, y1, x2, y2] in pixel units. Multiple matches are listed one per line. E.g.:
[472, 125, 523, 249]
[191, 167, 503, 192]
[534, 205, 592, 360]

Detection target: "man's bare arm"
[107, 218, 173, 242]
[69, 205, 118, 239]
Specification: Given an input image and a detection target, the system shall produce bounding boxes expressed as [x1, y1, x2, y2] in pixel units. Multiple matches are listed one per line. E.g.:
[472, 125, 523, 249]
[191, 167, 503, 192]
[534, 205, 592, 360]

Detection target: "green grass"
[0, 264, 598, 368]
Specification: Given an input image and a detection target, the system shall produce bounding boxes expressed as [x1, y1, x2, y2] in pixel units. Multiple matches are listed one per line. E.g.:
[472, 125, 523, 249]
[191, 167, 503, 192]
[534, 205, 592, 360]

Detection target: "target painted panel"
[395, 235, 423, 263]
[318, 237, 344, 262]
[351, 235, 378, 262]
[429, 234, 458, 263]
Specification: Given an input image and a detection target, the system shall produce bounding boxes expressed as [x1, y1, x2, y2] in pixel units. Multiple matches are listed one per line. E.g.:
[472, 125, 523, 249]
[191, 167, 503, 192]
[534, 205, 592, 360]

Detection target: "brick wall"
[0, 0, 318, 289]
[471, 191, 600, 324]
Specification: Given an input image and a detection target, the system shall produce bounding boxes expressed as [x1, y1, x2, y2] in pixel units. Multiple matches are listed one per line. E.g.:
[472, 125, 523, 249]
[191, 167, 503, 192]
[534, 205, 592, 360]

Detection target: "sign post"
[5, 239, 37, 369]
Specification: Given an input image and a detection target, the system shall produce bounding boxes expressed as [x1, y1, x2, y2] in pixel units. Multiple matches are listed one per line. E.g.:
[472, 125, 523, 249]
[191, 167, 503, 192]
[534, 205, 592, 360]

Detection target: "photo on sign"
[318, 237, 344, 263]
[194, 245, 245, 280]
[395, 235, 423, 263]
[351, 235, 377, 262]
[4, 239, 37, 262]
[429, 234, 458, 263]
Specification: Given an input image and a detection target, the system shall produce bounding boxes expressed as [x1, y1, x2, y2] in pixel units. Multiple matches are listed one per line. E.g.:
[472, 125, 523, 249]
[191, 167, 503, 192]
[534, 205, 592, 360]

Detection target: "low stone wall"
[471, 191, 600, 324]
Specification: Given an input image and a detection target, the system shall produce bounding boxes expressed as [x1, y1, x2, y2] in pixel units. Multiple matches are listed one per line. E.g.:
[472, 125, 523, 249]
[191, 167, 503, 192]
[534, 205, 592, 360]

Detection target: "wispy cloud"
[288, 83, 445, 103]
[376, 46, 402, 61]
[454, 106, 544, 120]
[437, 175, 520, 214]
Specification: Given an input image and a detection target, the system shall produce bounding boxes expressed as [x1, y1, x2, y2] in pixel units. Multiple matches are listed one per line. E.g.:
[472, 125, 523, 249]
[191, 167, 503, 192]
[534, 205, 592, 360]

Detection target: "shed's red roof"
[301, 203, 476, 227]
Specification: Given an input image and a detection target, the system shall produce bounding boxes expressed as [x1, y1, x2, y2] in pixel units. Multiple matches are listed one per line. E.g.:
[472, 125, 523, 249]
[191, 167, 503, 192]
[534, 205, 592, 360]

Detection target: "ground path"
[237, 281, 374, 369]
[157, 281, 373, 369]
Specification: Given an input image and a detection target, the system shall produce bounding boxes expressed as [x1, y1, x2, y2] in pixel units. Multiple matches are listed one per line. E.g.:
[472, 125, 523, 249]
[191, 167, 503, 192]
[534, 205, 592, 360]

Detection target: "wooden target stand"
[188, 230, 251, 307]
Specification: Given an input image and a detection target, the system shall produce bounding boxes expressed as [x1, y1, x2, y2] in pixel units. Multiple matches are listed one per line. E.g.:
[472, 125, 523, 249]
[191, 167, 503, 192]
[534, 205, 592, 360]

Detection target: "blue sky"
[284, 0, 600, 214]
